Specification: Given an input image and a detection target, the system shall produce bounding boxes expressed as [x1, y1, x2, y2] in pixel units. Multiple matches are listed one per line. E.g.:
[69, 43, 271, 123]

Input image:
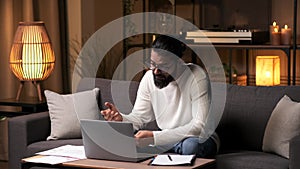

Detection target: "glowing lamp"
[256, 56, 280, 86]
[9, 21, 55, 101]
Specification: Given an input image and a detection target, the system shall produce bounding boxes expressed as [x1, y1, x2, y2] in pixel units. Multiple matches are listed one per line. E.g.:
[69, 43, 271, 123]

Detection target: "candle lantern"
[256, 56, 280, 86]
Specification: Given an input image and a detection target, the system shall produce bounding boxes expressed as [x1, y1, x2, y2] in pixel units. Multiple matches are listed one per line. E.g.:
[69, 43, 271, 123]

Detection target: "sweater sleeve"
[153, 67, 211, 145]
[121, 71, 155, 130]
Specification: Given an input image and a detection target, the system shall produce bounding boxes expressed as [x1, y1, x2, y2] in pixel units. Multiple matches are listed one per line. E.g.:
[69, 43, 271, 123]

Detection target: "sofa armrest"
[289, 134, 300, 169]
[8, 111, 50, 169]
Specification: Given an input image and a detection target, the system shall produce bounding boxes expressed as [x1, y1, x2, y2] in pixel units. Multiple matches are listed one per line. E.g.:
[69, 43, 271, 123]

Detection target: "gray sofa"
[9, 78, 300, 169]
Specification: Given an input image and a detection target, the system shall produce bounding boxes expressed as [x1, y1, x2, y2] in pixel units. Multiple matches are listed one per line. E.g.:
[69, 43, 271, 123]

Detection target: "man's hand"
[100, 102, 123, 121]
[135, 130, 153, 138]
[135, 130, 154, 147]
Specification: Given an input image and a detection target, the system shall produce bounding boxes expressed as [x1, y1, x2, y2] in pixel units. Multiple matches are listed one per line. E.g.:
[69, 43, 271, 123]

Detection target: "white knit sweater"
[122, 64, 219, 147]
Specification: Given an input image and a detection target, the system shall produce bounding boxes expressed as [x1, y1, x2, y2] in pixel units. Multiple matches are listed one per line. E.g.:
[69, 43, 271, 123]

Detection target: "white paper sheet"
[36, 145, 86, 159]
[23, 155, 79, 165]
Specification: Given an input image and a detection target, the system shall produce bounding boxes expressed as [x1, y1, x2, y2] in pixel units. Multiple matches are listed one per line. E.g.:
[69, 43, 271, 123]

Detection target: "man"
[101, 35, 219, 158]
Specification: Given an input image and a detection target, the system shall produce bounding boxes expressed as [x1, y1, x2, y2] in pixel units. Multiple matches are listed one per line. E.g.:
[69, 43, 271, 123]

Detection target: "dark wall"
[200, 0, 271, 31]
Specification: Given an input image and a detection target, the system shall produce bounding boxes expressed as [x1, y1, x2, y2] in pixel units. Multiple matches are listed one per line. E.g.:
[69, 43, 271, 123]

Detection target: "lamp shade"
[256, 56, 280, 86]
[9, 21, 55, 81]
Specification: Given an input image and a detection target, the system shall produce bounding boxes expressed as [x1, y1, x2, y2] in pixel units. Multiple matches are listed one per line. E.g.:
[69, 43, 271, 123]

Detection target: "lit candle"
[281, 24, 292, 45]
[270, 21, 279, 43]
[271, 27, 281, 45]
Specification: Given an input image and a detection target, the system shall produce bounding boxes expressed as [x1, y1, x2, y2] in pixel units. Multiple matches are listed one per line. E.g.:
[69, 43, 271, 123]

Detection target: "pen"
[147, 157, 155, 165]
[167, 154, 172, 161]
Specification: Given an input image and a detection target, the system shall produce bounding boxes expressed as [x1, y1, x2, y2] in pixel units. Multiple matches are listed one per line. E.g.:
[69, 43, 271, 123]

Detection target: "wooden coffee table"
[22, 156, 216, 169]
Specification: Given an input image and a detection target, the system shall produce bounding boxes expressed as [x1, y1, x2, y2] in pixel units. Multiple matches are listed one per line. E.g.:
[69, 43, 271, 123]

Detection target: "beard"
[153, 72, 175, 89]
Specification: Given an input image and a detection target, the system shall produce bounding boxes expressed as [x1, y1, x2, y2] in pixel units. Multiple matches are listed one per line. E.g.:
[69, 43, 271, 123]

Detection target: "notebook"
[149, 154, 196, 166]
[80, 119, 169, 162]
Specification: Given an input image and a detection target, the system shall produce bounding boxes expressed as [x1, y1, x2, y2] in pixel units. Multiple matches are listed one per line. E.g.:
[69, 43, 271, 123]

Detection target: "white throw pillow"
[45, 88, 100, 140]
[263, 95, 300, 158]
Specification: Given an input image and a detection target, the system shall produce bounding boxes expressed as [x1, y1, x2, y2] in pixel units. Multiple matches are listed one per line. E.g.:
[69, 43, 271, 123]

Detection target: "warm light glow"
[9, 21, 55, 81]
[152, 34, 156, 42]
[9, 21, 55, 101]
[274, 27, 279, 33]
[256, 56, 280, 86]
[265, 71, 271, 78]
[284, 24, 288, 29]
[273, 21, 277, 27]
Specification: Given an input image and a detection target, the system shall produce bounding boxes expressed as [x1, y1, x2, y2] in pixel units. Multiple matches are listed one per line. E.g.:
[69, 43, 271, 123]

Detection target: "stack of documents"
[23, 145, 86, 165]
[184, 30, 252, 44]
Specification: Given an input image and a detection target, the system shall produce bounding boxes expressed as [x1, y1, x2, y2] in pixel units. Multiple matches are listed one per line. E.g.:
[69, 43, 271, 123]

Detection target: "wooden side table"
[0, 97, 48, 117]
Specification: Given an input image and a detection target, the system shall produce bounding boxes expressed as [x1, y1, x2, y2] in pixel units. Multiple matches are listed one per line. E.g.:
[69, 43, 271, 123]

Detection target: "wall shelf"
[122, 0, 299, 85]
[188, 44, 293, 85]
[187, 0, 299, 85]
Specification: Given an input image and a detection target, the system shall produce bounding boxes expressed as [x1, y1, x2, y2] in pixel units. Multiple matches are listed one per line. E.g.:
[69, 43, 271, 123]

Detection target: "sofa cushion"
[263, 95, 300, 158]
[216, 85, 300, 152]
[216, 151, 289, 169]
[45, 88, 101, 140]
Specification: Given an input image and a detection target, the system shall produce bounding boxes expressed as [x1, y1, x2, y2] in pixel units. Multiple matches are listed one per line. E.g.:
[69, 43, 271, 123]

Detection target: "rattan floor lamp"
[9, 21, 55, 101]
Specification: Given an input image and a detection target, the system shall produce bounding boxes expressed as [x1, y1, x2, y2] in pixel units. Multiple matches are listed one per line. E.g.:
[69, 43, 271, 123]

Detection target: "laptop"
[80, 119, 170, 162]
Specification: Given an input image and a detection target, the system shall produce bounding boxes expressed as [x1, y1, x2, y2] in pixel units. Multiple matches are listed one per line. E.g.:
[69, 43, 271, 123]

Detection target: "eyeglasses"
[144, 60, 173, 71]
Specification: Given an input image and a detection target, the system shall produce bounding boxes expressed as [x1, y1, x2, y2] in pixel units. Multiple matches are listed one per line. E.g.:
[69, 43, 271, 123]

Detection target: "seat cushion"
[216, 151, 289, 169]
[26, 139, 83, 157]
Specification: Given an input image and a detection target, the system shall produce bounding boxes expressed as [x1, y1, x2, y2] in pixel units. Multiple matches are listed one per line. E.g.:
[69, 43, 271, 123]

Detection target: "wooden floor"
[0, 161, 8, 169]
